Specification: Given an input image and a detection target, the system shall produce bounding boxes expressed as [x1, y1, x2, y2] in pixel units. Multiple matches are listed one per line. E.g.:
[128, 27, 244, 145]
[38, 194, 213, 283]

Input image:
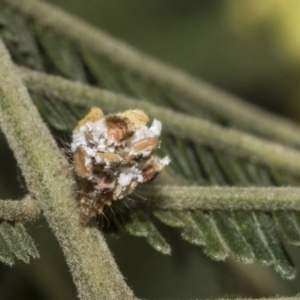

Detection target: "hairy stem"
[0, 39, 136, 300]
[20, 67, 300, 177]
[0, 195, 41, 222]
[149, 186, 300, 211]
[3, 0, 300, 148]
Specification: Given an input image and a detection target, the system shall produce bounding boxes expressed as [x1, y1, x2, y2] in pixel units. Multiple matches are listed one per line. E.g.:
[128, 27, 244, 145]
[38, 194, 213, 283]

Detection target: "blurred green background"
[2, 0, 300, 299]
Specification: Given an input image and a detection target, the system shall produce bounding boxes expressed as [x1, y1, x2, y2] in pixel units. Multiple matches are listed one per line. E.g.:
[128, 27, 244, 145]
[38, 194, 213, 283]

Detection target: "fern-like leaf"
[2, 0, 300, 281]
[0, 221, 39, 265]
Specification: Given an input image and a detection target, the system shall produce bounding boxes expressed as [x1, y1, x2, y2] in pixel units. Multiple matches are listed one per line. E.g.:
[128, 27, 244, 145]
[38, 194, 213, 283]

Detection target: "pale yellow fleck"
[75, 107, 104, 130]
[118, 109, 149, 129]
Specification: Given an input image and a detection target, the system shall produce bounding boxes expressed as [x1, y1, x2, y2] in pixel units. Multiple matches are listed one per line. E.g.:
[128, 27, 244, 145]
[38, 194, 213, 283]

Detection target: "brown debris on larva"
[142, 163, 162, 183]
[105, 115, 134, 143]
[74, 147, 92, 178]
[129, 138, 160, 158]
[71, 107, 170, 225]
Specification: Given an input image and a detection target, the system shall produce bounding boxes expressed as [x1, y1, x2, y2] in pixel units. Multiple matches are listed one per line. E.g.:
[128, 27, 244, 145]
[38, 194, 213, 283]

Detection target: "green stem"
[0, 39, 136, 300]
[0, 195, 40, 222]
[20, 67, 300, 177]
[3, 0, 300, 148]
[149, 186, 300, 211]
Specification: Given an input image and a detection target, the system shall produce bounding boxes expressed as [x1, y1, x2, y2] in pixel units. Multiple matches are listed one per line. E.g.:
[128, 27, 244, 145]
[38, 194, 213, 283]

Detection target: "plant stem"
[149, 186, 300, 211]
[0, 195, 40, 222]
[0, 39, 137, 300]
[20, 67, 300, 178]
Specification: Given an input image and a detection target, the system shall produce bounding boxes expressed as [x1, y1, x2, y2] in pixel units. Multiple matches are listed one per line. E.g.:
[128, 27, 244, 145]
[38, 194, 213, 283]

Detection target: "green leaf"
[191, 211, 229, 261]
[152, 210, 185, 228]
[253, 212, 296, 280]
[273, 211, 300, 246]
[211, 211, 255, 264]
[0, 7, 44, 70]
[35, 26, 86, 81]
[233, 211, 274, 266]
[0, 222, 30, 262]
[125, 215, 171, 255]
[0, 221, 38, 265]
[168, 211, 205, 246]
[0, 227, 15, 266]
